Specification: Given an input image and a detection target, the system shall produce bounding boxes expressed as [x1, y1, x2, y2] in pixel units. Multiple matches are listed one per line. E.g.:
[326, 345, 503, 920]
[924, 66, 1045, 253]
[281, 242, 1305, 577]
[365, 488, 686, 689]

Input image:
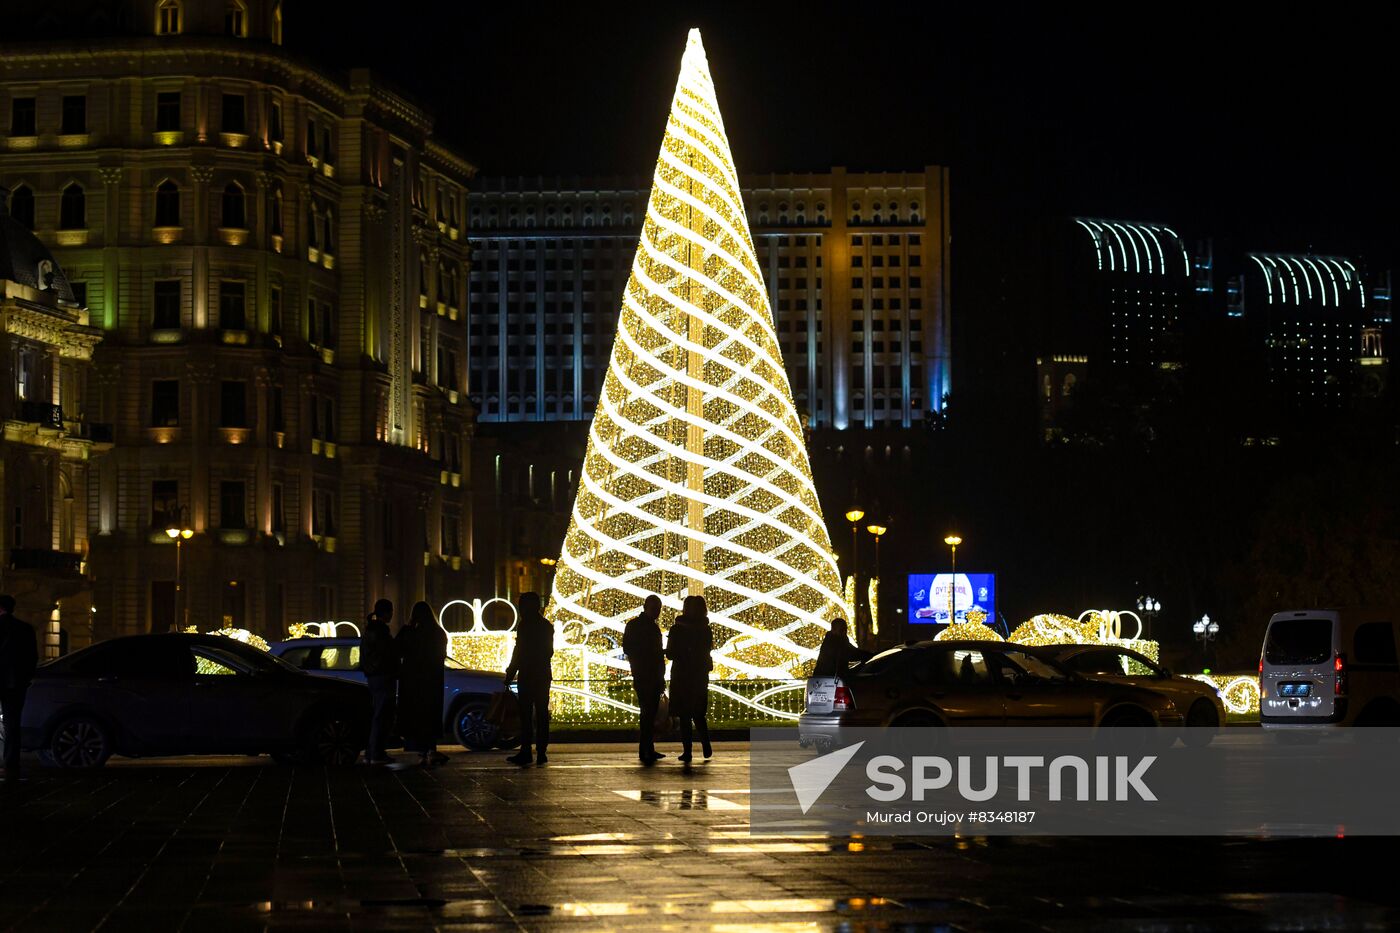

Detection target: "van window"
[1354, 623, 1398, 665]
[1264, 619, 1333, 665]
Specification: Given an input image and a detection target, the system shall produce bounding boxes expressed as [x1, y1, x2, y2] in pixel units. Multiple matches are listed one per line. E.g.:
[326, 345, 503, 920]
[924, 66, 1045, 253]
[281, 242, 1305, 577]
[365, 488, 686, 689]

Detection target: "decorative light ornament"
[545, 28, 843, 693]
[439, 597, 518, 673]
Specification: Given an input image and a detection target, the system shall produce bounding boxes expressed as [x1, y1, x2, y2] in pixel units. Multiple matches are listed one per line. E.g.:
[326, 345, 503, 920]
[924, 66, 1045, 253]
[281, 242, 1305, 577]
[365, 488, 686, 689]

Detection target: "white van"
[1260, 609, 1400, 728]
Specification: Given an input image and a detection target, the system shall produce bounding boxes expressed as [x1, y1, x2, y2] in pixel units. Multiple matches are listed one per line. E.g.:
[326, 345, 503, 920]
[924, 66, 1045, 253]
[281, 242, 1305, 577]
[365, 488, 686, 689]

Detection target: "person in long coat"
[504, 592, 554, 765]
[623, 594, 666, 764]
[665, 594, 714, 762]
[394, 601, 448, 768]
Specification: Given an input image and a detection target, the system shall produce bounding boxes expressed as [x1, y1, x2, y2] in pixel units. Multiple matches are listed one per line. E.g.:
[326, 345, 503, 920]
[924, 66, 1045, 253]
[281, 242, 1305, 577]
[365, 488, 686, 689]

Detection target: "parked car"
[14, 633, 369, 768]
[1043, 643, 1226, 745]
[799, 640, 1184, 750]
[1260, 609, 1400, 729]
[268, 637, 517, 750]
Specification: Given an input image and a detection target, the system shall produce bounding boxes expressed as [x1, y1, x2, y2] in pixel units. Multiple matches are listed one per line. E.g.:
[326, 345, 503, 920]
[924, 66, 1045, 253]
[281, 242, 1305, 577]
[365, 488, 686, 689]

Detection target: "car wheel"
[1181, 701, 1220, 747]
[48, 715, 112, 769]
[302, 712, 361, 766]
[452, 702, 499, 751]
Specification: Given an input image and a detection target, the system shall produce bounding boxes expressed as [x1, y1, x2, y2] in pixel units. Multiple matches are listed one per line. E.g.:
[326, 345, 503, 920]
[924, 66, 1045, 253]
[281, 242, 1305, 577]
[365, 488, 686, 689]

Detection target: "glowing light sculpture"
[546, 28, 843, 689]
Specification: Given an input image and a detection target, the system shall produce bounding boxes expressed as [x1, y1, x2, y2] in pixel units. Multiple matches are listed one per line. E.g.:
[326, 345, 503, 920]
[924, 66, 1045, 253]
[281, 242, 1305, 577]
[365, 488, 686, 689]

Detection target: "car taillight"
[1258, 657, 1264, 676]
[833, 685, 853, 712]
[1335, 654, 1347, 696]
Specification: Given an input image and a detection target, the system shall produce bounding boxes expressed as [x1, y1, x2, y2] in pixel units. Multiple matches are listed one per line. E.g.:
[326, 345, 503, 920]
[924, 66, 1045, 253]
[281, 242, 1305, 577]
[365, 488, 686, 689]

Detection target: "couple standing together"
[623, 594, 715, 764]
[362, 598, 449, 769]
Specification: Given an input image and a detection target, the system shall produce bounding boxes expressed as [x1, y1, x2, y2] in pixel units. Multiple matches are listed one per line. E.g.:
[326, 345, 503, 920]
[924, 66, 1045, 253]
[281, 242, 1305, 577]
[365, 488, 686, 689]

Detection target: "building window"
[156, 91, 181, 132]
[219, 381, 247, 428]
[60, 95, 87, 135]
[219, 481, 247, 529]
[155, 0, 182, 35]
[151, 480, 179, 529]
[8, 185, 34, 229]
[153, 280, 181, 329]
[155, 180, 180, 226]
[270, 386, 285, 432]
[271, 482, 285, 532]
[219, 281, 246, 330]
[321, 211, 334, 253]
[268, 100, 283, 143]
[221, 93, 245, 134]
[269, 285, 283, 335]
[220, 182, 246, 228]
[9, 97, 36, 136]
[269, 190, 283, 237]
[151, 380, 180, 426]
[59, 183, 86, 229]
[224, 0, 247, 36]
[69, 282, 87, 306]
[312, 488, 337, 537]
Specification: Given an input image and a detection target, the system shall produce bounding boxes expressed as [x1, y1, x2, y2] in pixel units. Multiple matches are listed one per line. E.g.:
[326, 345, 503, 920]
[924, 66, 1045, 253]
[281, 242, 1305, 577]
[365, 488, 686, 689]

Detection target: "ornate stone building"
[0, 192, 106, 655]
[0, 0, 477, 641]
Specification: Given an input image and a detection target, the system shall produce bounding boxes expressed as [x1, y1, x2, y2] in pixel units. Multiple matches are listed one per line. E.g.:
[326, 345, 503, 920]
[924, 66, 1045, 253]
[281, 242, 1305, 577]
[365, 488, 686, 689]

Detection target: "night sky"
[295, 1, 1396, 400]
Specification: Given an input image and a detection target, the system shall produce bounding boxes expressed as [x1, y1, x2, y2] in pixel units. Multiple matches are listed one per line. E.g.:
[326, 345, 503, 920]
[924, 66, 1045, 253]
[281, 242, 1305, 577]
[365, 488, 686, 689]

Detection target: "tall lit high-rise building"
[0, 0, 476, 640]
[468, 166, 951, 430]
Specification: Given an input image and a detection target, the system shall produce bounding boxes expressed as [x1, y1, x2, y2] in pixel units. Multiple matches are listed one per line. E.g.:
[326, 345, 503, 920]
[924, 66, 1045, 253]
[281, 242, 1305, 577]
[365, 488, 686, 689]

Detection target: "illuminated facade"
[0, 193, 105, 655]
[468, 168, 950, 430]
[1240, 253, 1382, 408]
[0, 0, 476, 641]
[546, 29, 843, 692]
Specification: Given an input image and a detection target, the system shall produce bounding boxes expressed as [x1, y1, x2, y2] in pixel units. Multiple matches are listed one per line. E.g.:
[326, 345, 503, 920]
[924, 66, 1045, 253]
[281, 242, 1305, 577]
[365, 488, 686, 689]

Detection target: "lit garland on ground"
[543, 28, 843, 714]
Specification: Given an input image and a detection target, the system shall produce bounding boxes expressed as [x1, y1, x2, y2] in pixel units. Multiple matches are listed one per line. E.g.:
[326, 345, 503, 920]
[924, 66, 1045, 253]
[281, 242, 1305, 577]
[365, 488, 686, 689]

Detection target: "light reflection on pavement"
[0, 742, 1396, 930]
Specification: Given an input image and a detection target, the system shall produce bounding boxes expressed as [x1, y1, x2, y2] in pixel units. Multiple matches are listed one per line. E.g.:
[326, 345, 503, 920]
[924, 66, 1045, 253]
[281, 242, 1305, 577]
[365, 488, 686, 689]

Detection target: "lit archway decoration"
[439, 597, 518, 673]
[544, 28, 843, 717]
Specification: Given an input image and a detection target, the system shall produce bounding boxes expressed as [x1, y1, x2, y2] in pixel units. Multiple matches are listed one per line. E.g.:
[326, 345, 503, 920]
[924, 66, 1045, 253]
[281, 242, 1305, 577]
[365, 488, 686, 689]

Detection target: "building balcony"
[270, 233, 284, 253]
[217, 227, 249, 247]
[55, 229, 89, 247]
[321, 252, 336, 270]
[8, 548, 82, 574]
[152, 226, 184, 245]
[19, 400, 62, 427]
[217, 426, 251, 445]
[150, 328, 184, 344]
[321, 162, 335, 179]
[436, 300, 448, 317]
[57, 133, 90, 148]
[307, 245, 320, 263]
[219, 131, 250, 149]
[220, 329, 250, 346]
[269, 139, 283, 155]
[147, 426, 182, 444]
[152, 130, 185, 146]
[7, 135, 38, 151]
[217, 528, 252, 546]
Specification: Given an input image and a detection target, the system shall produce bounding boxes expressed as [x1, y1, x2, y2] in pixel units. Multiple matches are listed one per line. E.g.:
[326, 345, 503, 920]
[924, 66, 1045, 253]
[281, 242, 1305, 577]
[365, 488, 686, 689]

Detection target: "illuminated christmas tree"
[546, 28, 844, 682]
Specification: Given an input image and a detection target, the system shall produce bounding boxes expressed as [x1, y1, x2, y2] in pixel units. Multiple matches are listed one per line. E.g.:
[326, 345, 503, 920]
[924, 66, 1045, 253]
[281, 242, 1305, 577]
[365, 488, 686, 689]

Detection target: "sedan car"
[799, 640, 1183, 750]
[15, 633, 369, 768]
[1043, 644, 1226, 745]
[268, 637, 517, 750]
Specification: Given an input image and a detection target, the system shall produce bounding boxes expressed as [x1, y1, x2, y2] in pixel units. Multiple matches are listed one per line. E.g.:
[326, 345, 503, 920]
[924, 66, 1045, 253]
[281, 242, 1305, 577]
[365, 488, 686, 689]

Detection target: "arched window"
[271, 2, 283, 44]
[155, 0, 181, 35]
[8, 185, 35, 230]
[59, 183, 86, 230]
[221, 182, 246, 229]
[155, 180, 180, 226]
[224, 0, 247, 37]
[269, 189, 283, 236]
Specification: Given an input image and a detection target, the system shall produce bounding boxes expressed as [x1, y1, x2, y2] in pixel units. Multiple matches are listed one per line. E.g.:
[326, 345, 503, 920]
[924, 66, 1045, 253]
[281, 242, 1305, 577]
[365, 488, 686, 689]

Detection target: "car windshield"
[1265, 619, 1334, 665]
[1063, 649, 1160, 677]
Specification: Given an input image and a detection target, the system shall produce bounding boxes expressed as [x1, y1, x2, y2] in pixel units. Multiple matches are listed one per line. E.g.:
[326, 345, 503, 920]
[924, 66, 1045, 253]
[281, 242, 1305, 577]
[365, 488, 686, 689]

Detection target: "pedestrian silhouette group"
[361, 598, 449, 769]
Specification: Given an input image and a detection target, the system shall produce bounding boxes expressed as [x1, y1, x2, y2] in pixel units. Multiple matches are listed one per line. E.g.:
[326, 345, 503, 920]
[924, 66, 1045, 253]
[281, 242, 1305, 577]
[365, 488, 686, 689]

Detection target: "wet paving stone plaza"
[1, 743, 1398, 931]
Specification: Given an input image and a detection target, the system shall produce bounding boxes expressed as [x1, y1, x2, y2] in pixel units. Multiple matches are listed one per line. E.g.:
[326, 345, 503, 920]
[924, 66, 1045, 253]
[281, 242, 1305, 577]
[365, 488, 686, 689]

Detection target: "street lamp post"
[1192, 613, 1220, 667]
[943, 534, 962, 624]
[865, 523, 887, 642]
[539, 556, 557, 593]
[844, 509, 864, 638]
[1136, 596, 1161, 641]
[165, 513, 194, 631]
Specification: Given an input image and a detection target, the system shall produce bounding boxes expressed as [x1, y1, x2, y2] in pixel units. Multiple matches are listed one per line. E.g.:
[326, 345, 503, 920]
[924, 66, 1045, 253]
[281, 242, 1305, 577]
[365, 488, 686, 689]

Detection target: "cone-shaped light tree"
[546, 29, 844, 681]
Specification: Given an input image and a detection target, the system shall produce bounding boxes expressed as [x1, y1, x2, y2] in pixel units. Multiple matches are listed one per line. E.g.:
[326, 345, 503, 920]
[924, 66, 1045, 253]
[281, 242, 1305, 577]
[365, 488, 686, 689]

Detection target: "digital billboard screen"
[908, 573, 996, 628]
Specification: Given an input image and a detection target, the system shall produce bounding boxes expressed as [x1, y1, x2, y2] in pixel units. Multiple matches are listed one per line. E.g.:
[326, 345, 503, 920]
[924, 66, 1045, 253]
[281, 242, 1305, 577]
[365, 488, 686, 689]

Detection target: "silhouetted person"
[504, 592, 553, 765]
[362, 598, 399, 764]
[666, 594, 713, 762]
[0, 595, 38, 783]
[395, 601, 448, 768]
[623, 595, 666, 763]
[813, 617, 873, 677]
